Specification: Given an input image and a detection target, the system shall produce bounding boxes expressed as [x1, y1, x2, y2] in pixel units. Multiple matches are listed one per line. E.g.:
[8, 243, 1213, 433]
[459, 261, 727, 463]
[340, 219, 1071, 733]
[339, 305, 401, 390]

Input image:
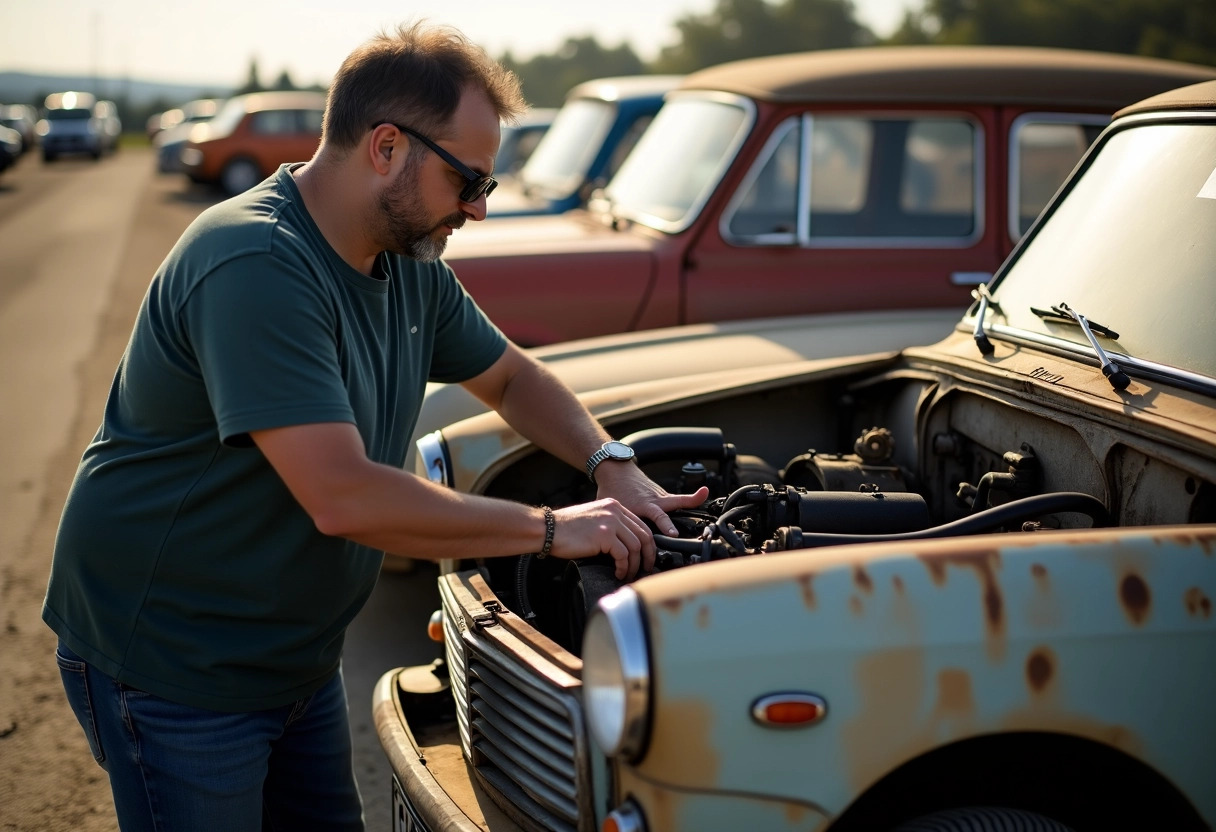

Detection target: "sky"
[2, 0, 911, 89]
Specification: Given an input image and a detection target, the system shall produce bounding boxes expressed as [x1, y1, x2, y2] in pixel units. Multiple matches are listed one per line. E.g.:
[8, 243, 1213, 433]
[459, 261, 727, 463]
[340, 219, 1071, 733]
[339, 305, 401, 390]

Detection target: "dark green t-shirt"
[42, 164, 507, 711]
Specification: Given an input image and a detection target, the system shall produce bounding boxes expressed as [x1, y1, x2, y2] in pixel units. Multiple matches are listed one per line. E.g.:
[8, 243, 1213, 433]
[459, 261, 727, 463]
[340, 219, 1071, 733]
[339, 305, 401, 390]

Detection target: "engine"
[481, 424, 1113, 653]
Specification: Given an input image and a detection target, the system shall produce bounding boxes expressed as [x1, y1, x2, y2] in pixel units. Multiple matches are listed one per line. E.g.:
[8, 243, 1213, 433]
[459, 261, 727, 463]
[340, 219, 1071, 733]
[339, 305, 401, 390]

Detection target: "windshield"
[518, 99, 615, 198]
[603, 95, 749, 232]
[987, 120, 1216, 379]
[204, 97, 252, 139]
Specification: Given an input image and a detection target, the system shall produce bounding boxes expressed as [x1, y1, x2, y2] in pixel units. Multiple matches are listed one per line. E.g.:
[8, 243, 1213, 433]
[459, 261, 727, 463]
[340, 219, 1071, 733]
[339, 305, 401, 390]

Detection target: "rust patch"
[841, 648, 927, 792]
[1031, 563, 1048, 584]
[1026, 647, 1055, 694]
[660, 597, 684, 614]
[1184, 587, 1212, 619]
[919, 550, 1004, 638]
[1153, 531, 1216, 557]
[892, 575, 904, 594]
[854, 566, 873, 594]
[696, 604, 710, 629]
[637, 697, 720, 787]
[1120, 573, 1151, 625]
[936, 668, 974, 715]
[797, 574, 816, 609]
[849, 596, 863, 616]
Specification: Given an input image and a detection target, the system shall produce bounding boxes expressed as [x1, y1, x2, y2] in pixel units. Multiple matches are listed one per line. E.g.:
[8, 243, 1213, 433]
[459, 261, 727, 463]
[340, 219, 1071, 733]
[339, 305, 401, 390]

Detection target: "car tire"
[220, 158, 263, 196]
[894, 807, 1074, 831]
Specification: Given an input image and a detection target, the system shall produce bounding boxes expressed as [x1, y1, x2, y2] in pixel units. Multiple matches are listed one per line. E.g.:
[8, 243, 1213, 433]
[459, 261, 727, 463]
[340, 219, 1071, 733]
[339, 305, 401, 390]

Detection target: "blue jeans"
[56, 640, 364, 832]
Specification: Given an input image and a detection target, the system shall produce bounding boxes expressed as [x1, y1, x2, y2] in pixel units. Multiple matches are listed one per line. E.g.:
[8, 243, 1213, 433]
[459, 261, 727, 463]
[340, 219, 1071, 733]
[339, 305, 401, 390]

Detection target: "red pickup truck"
[446, 46, 1215, 346]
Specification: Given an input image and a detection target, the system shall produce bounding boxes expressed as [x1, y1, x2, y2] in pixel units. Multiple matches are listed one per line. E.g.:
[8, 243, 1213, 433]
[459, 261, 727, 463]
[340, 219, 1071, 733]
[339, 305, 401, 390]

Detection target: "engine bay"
[474, 371, 1216, 652]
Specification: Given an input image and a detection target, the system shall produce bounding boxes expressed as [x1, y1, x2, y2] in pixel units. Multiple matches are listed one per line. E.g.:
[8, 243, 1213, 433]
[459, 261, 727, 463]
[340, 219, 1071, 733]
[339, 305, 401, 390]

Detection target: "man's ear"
[368, 124, 400, 175]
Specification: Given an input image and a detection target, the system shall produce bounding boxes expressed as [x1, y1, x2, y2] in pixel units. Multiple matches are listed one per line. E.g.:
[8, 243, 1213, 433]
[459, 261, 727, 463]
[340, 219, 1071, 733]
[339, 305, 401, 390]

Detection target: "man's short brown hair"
[322, 21, 527, 151]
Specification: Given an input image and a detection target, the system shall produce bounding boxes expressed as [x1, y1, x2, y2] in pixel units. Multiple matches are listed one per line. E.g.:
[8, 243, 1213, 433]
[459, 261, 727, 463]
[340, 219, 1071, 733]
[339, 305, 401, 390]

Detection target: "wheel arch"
[827, 731, 1207, 832]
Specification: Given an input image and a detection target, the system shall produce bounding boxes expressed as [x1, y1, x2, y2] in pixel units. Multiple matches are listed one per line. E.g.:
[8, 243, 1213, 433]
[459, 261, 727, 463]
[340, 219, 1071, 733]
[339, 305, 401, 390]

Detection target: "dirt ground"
[0, 161, 197, 831]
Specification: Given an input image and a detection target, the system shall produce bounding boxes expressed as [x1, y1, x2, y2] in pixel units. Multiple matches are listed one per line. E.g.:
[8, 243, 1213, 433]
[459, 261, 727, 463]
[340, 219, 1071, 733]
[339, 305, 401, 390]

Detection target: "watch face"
[604, 441, 634, 459]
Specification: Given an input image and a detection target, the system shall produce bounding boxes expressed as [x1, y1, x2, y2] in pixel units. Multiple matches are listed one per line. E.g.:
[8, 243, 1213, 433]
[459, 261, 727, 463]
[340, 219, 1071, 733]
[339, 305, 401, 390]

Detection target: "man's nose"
[461, 193, 488, 222]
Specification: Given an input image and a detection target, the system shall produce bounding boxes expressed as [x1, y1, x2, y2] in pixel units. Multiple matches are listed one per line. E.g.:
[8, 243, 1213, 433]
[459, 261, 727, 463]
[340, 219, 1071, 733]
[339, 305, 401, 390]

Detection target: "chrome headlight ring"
[581, 586, 651, 761]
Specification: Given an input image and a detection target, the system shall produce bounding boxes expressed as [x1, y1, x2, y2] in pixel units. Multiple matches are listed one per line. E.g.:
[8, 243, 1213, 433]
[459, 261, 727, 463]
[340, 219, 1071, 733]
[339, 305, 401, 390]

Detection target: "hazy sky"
[2, 0, 911, 88]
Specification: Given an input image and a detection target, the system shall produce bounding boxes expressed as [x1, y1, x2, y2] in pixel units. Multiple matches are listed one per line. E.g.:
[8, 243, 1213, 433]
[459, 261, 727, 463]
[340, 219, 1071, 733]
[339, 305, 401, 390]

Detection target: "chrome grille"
[440, 572, 593, 832]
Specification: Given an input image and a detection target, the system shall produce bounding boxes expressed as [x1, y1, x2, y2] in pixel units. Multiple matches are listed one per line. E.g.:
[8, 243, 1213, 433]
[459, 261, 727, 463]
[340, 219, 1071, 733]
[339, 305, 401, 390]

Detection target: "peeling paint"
[1120, 573, 1151, 625]
[1184, 587, 1212, 619]
[798, 574, 816, 609]
[1026, 647, 1055, 694]
[936, 668, 974, 715]
[917, 550, 1005, 657]
[639, 697, 721, 787]
[842, 648, 926, 792]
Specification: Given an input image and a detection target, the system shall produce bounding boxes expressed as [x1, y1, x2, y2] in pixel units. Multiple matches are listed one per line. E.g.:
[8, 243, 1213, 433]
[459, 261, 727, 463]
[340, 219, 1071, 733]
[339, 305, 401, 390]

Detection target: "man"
[43, 22, 706, 831]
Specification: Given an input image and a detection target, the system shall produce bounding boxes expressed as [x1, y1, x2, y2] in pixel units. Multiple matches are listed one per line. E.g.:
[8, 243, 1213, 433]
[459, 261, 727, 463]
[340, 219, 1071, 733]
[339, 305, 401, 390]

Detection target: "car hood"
[445, 211, 646, 259]
[483, 181, 557, 217]
[406, 309, 961, 474]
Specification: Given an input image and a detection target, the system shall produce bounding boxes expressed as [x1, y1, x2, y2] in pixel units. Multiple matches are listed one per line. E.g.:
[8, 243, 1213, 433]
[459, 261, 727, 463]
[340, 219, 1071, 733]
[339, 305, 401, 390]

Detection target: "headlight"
[179, 147, 203, 168]
[582, 586, 650, 760]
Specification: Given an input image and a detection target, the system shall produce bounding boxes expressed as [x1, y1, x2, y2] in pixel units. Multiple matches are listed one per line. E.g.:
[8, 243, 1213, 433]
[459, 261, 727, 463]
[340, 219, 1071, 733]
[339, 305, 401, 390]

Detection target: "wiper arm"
[971, 285, 997, 355]
[1032, 302, 1130, 390]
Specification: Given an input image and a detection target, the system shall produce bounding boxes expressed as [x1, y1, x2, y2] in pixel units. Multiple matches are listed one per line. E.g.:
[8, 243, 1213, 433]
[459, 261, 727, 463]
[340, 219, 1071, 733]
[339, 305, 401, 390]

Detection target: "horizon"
[0, 0, 909, 91]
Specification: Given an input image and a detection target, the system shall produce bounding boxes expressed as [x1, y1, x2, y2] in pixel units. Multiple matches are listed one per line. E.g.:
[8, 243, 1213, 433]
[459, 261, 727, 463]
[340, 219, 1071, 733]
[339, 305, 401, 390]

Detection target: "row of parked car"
[369, 47, 1216, 832]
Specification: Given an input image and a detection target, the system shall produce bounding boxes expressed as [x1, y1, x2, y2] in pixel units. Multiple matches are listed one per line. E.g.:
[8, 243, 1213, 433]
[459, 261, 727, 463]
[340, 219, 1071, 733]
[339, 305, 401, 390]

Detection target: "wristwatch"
[585, 440, 636, 483]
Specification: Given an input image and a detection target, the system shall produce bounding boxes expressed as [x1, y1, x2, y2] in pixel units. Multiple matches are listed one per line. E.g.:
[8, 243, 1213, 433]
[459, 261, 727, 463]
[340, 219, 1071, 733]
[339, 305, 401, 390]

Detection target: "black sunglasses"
[376, 122, 497, 203]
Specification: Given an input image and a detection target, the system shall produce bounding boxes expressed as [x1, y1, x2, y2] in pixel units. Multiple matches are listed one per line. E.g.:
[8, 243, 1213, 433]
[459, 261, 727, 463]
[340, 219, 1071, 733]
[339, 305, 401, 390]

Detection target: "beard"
[377, 152, 466, 262]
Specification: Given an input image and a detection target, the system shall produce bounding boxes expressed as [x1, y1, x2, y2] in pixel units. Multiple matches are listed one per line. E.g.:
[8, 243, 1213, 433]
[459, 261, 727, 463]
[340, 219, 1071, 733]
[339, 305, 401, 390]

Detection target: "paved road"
[0, 147, 443, 830]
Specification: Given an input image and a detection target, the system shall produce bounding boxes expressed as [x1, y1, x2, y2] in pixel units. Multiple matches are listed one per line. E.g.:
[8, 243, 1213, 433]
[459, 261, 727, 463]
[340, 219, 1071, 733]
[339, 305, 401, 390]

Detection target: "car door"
[683, 109, 1002, 325]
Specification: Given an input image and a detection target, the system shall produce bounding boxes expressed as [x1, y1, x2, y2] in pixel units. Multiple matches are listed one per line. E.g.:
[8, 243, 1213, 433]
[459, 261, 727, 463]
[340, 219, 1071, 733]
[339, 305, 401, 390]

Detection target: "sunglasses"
[376, 122, 497, 203]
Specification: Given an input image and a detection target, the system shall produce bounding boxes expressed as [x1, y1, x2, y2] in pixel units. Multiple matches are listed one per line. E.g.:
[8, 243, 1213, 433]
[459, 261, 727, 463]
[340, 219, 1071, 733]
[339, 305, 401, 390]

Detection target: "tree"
[903, 0, 1216, 65]
[652, 0, 875, 74]
[272, 70, 296, 91]
[236, 58, 263, 95]
[501, 37, 646, 107]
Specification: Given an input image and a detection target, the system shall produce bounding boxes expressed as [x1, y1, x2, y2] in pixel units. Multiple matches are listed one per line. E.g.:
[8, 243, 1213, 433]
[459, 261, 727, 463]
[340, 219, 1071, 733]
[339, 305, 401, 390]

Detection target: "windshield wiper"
[971, 285, 997, 355]
[1032, 302, 1130, 390]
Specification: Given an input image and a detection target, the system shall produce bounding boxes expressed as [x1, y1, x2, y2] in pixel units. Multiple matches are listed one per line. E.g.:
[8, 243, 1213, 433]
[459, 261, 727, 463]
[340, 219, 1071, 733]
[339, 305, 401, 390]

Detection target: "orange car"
[180, 90, 326, 195]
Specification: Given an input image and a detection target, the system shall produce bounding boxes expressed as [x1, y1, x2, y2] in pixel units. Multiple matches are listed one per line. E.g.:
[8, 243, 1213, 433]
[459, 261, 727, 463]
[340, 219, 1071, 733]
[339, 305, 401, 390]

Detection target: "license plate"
[392, 776, 432, 832]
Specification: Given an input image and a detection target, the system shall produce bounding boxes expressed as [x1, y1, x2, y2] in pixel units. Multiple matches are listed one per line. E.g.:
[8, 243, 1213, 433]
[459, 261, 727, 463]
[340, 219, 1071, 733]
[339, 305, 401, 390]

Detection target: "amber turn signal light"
[427, 609, 444, 643]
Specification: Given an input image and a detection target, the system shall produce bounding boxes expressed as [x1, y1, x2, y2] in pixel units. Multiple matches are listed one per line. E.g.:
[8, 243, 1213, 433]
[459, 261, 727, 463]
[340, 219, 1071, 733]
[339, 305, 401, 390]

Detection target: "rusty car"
[441, 46, 1215, 347]
[375, 78, 1216, 831]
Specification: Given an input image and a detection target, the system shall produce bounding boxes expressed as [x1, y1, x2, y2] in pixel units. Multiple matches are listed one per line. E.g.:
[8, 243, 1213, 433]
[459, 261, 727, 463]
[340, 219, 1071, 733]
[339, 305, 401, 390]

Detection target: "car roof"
[566, 75, 684, 103]
[677, 46, 1216, 110]
[1114, 78, 1216, 118]
[233, 90, 327, 112]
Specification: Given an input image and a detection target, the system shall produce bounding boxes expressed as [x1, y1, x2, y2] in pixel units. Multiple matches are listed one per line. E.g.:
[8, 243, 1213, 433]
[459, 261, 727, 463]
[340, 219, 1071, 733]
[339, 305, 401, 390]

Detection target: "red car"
[180, 91, 325, 195]
[445, 47, 1216, 346]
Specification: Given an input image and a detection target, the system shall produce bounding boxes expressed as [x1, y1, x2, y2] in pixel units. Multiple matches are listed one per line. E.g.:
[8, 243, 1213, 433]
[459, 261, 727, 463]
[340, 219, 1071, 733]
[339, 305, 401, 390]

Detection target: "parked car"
[443, 47, 1215, 347]
[94, 99, 122, 153]
[487, 75, 681, 218]
[154, 98, 225, 173]
[0, 124, 22, 173]
[37, 91, 109, 161]
[495, 107, 557, 180]
[1, 104, 37, 153]
[179, 90, 325, 195]
[376, 78, 1216, 832]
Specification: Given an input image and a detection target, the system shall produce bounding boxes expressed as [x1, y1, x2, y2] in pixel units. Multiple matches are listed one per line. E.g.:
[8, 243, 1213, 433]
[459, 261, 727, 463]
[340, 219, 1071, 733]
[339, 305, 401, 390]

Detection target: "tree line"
[505, 0, 1215, 107]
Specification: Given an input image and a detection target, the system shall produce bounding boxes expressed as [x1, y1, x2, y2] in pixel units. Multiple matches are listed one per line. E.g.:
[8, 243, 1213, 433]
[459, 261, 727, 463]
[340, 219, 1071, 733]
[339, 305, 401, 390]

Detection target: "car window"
[990, 121, 1216, 378]
[251, 109, 302, 135]
[603, 115, 654, 184]
[606, 95, 751, 231]
[725, 115, 979, 245]
[1010, 114, 1108, 238]
[299, 108, 324, 134]
[518, 99, 617, 197]
[45, 108, 92, 121]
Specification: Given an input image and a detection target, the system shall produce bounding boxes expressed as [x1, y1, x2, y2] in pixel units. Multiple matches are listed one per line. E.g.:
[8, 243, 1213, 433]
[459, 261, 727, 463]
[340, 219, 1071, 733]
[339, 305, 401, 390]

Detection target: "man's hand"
[551, 499, 655, 581]
[591, 461, 710, 539]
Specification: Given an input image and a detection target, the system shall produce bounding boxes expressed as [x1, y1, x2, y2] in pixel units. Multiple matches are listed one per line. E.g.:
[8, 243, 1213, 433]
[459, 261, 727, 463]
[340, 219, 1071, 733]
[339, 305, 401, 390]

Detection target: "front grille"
[439, 572, 594, 832]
